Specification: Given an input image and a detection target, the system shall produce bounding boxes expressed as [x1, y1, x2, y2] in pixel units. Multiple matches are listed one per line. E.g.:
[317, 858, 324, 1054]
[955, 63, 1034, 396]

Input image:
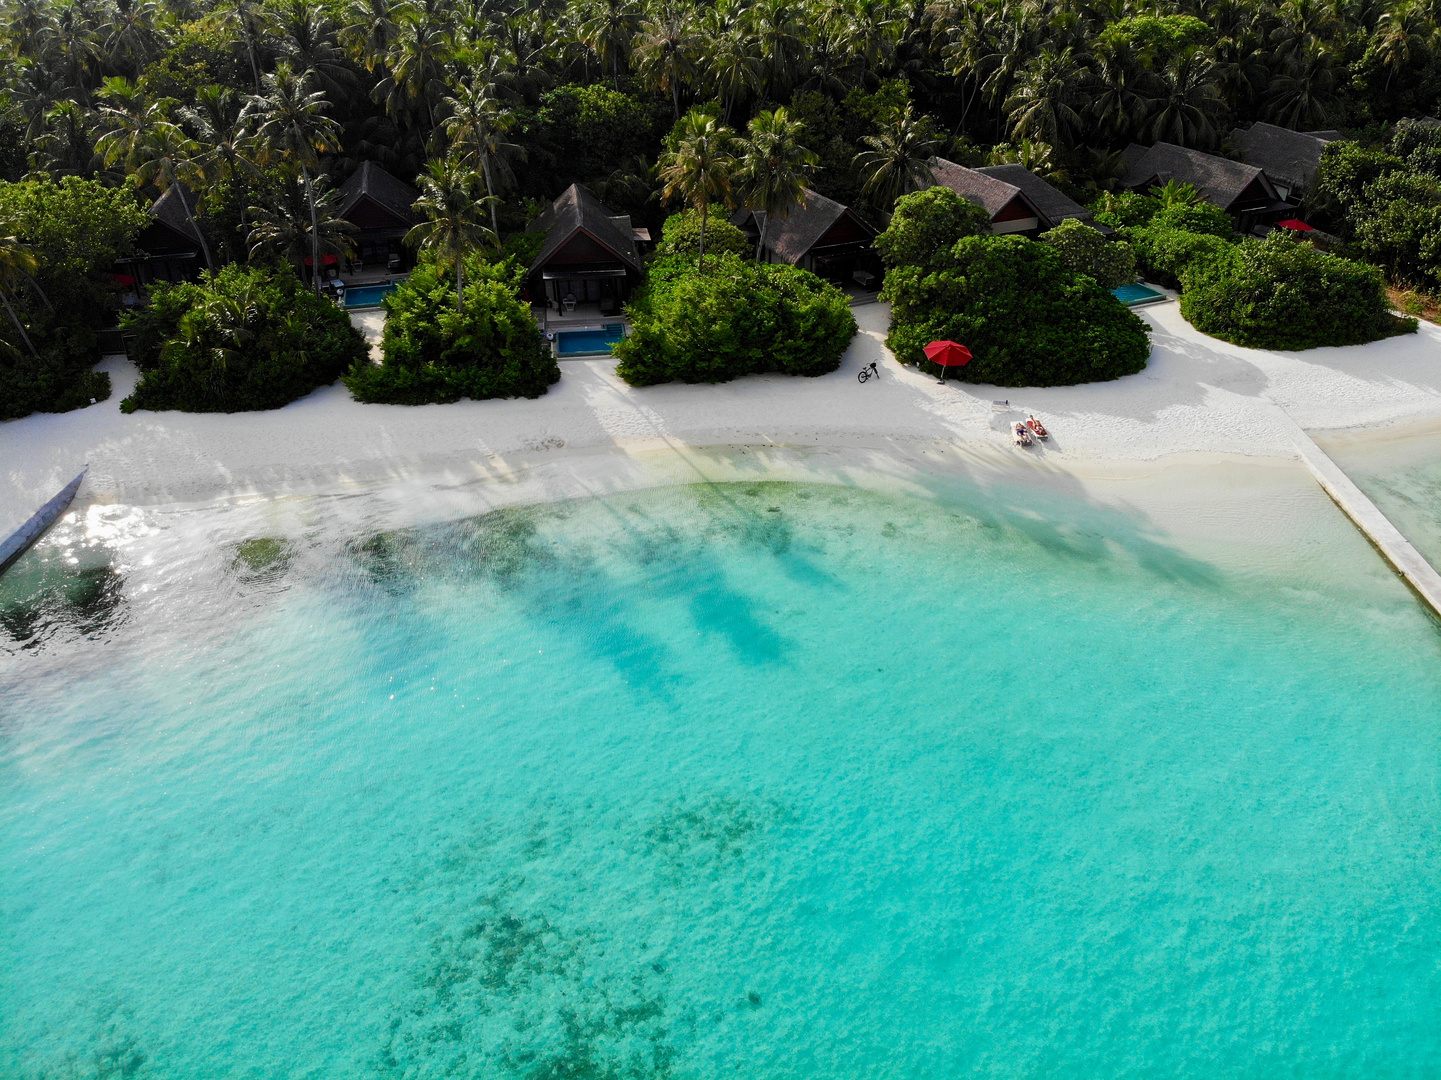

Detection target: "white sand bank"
[3, 300, 1440, 537]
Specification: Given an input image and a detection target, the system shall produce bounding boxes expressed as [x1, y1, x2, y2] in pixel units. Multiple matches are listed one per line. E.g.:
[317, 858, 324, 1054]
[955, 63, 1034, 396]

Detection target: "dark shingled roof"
[148, 182, 202, 245]
[337, 161, 421, 225]
[929, 157, 1032, 219]
[1228, 122, 1336, 194]
[975, 163, 1092, 225]
[526, 184, 641, 273]
[732, 188, 873, 265]
[1120, 142, 1276, 209]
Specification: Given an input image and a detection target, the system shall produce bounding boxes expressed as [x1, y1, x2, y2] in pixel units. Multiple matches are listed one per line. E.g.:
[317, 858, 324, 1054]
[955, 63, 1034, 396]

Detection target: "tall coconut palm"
[1264, 41, 1338, 127]
[1005, 46, 1089, 149]
[706, 16, 764, 124]
[247, 171, 356, 279]
[242, 62, 344, 291]
[133, 121, 216, 272]
[657, 109, 737, 272]
[632, 4, 700, 119]
[375, 17, 453, 133]
[1143, 50, 1223, 148]
[442, 78, 525, 237]
[854, 101, 938, 211]
[201, 0, 272, 90]
[93, 77, 172, 175]
[576, 0, 642, 88]
[734, 107, 817, 262]
[407, 158, 495, 310]
[341, 0, 402, 71]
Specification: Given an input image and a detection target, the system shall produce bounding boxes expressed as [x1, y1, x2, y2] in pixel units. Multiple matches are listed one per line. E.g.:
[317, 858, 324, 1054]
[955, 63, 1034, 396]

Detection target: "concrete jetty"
[1282, 418, 1441, 620]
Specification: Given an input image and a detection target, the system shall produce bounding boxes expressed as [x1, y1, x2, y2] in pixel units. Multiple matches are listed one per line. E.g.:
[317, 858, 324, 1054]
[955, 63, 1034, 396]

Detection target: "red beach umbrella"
[1276, 218, 1314, 231]
[923, 340, 972, 383]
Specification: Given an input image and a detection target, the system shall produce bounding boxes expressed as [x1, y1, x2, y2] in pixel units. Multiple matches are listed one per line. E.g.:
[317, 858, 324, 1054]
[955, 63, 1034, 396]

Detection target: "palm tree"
[705, 17, 764, 124]
[1005, 46, 1089, 149]
[657, 109, 737, 272]
[375, 17, 453, 133]
[102, 0, 161, 79]
[1143, 50, 1223, 148]
[93, 77, 172, 175]
[734, 107, 817, 262]
[341, 0, 402, 72]
[442, 79, 526, 238]
[1264, 42, 1338, 128]
[406, 158, 495, 310]
[1370, 1, 1429, 91]
[242, 62, 344, 292]
[749, 0, 805, 99]
[0, 228, 40, 360]
[201, 0, 272, 91]
[247, 172, 356, 280]
[632, 4, 700, 119]
[854, 102, 938, 211]
[278, 0, 359, 102]
[133, 122, 216, 272]
[576, 0, 642, 88]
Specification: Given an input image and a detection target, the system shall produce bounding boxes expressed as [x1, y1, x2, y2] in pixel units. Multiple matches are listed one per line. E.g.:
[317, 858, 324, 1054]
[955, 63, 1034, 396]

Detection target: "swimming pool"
[3, 478, 1439, 1077]
[1112, 282, 1170, 306]
[342, 283, 399, 308]
[556, 322, 625, 357]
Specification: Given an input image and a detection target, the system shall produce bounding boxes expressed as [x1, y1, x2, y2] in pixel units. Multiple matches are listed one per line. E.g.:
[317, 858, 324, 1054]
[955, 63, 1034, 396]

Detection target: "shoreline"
[3, 302, 1440, 537]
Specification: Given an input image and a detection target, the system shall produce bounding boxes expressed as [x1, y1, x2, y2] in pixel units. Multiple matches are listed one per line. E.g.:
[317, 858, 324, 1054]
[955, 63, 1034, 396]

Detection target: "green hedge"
[0, 177, 148, 420]
[614, 254, 857, 386]
[881, 235, 1151, 386]
[654, 209, 751, 260]
[120, 265, 367, 412]
[873, 187, 990, 273]
[344, 256, 559, 404]
[1179, 231, 1415, 350]
[1039, 218, 1137, 289]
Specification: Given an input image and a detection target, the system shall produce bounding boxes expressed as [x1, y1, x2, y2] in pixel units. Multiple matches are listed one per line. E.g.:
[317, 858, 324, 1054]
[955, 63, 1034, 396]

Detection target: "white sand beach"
[3, 300, 1440, 550]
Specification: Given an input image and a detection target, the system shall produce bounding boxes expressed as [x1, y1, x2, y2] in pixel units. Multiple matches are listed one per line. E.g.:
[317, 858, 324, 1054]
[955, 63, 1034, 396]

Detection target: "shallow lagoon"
[3, 477, 1439, 1079]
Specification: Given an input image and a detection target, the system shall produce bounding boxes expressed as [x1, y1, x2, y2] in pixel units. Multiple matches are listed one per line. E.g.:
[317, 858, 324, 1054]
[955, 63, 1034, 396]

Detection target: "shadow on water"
[0, 557, 127, 655]
[334, 473, 1223, 694]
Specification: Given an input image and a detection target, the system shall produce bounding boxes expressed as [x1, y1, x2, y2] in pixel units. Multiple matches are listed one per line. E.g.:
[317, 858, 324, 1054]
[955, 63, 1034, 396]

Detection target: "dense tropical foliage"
[1180, 230, 1414, 348]
[0, 0, 1435, 415]
[346, 255, 558, 402]
[614, 253, 856, 384]
[879, 195, 1151, 384]
[119, 263, 367, 411]
[0, 177, 147, 418]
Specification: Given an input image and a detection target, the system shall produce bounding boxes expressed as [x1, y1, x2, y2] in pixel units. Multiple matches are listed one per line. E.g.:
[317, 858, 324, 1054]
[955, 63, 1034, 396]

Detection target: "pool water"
[1111, 282, 1169, 306]
[556, 322, 625, 357]
[3, 480, 1440, 1079]
[343, 283, 399, 309]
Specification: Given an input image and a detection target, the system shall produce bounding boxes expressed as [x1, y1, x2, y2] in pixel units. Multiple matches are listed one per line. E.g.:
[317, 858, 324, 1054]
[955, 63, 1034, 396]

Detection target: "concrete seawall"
[1280, 415, 1441, 620]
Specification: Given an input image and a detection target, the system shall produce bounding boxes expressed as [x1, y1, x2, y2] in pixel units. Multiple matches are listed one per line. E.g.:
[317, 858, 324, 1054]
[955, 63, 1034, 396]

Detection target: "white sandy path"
[2, 298, 1440, 533]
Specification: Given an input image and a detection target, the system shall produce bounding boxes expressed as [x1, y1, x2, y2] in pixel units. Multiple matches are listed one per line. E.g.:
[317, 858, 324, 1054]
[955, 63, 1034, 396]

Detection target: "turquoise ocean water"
[2, 478, 1439, 1079]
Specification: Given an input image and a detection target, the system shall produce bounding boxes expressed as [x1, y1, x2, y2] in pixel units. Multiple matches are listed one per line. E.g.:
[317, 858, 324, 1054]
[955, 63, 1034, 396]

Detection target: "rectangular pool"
[1112, 282, 1170, 307]
[342, 283, 399, 309]
[556, 323, 625, 357]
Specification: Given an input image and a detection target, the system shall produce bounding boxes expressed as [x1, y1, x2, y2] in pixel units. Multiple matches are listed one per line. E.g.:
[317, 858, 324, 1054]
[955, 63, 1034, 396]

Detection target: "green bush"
[654, 209, 751, 260]
[1179, 231, 1415, 349]
[0, 177, 148, 420]
[1091, 190, 1160, 230]
[874, 186, 990, 272]
[1149, 202, 1234, 238]
[881, 234, 1151, 386]
[345, 256, 559, 404]
[1126, 225, 1238, 288]
[1039, 218, 1138, 289]
[614, 254, 857, 386]
[120, 265, 367, 412]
